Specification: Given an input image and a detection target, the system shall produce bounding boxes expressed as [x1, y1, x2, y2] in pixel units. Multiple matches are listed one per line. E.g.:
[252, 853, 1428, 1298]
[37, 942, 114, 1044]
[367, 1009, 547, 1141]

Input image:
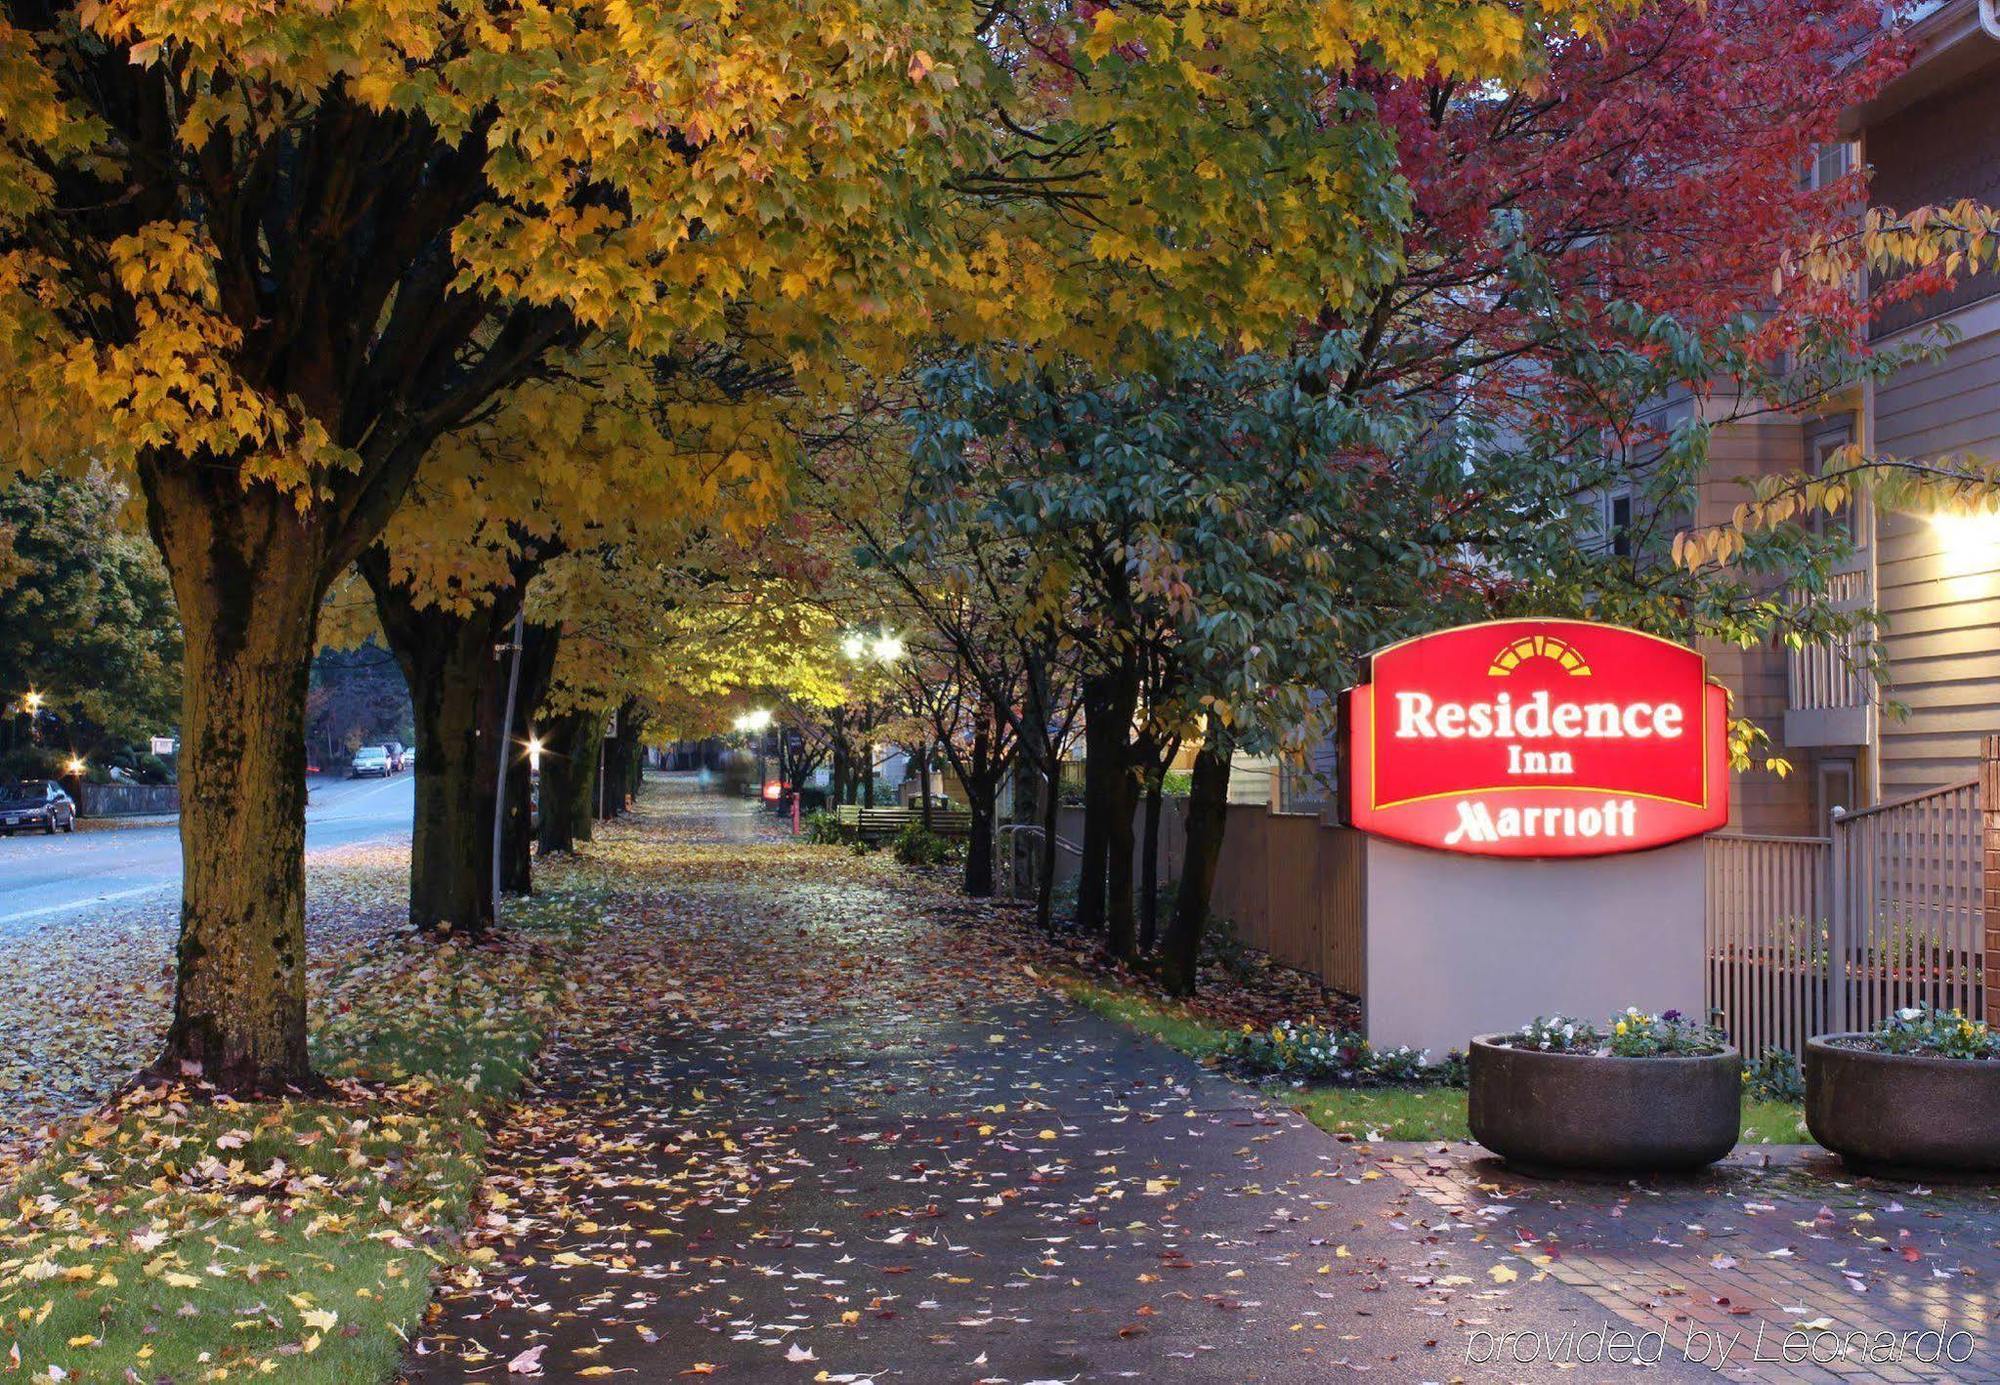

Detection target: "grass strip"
[1052, 972, 1811, 1149]
[0, 889, 592, 1384]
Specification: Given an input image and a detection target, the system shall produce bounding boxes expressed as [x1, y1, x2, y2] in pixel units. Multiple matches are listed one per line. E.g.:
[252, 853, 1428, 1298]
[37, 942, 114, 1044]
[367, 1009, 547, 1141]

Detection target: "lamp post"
[733, 709, 773, 801]
[836, 629, 904, 806]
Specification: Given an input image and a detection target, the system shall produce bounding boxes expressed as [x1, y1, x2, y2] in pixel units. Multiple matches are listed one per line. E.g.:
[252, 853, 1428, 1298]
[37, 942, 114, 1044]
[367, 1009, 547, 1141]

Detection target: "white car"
[350, 746, 392, 778]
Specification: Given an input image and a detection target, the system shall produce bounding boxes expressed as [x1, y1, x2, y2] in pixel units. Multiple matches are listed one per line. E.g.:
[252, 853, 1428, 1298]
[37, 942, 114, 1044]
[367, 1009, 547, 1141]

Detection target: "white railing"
[1787, 568, 1870, 712]
[1830, 780, 1985, 1034]
[1705, 778, 1985, 1057]
[1706, 833, 1832, 1059]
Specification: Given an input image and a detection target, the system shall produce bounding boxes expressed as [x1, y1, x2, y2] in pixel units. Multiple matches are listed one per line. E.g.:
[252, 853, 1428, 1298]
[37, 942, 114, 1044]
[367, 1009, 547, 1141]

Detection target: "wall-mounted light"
[1930, 509, 2000, 561]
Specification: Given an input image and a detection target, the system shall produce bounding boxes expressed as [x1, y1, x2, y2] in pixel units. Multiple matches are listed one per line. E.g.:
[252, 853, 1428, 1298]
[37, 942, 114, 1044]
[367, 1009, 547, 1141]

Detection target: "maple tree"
[361, 342, 789, 935]
[0, 0, 1642, 1090]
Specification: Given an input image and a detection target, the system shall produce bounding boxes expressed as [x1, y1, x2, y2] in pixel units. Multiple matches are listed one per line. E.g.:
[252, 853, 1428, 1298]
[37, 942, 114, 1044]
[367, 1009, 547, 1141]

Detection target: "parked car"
[350, 746, 392, 778]
[0, 780, 77, 835]
[383, 741, 408, 772]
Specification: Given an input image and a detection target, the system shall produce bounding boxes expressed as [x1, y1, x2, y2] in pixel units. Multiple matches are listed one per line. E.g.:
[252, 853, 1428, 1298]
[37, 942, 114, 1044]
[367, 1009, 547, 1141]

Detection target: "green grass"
[1740, 1098, 1811, 1144]
[1052, 971, 1813, 1149]
[0, 888, 593, 1384]
[1052, 974, 1234, 1060]
[1286, 1084, 1470, 1140]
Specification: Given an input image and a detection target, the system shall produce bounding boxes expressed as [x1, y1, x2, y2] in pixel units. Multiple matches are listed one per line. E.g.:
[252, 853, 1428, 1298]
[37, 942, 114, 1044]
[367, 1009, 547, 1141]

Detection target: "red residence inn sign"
[1340, 619, 1730, 857]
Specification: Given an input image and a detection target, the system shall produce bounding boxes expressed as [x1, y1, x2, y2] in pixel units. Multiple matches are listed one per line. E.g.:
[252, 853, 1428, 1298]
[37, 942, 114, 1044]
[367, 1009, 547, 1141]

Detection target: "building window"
[1606, 488, 1634, 558]
[1809, 141, 1853, 192]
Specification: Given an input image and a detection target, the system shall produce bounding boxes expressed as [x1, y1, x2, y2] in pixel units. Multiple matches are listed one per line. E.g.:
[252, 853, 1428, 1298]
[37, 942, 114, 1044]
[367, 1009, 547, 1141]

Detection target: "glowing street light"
[22, 690, 43, 714]
[64, 756, 85, 776]
[526, 735, 544, 773]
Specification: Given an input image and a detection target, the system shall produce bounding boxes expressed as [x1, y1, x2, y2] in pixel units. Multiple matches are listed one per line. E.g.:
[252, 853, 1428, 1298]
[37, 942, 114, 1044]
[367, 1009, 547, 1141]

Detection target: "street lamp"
[63, 756, 85, 777]
[732, 710, 774, 797]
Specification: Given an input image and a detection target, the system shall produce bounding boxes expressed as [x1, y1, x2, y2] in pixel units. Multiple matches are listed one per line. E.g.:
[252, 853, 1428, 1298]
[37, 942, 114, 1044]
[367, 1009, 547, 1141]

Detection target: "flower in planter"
[1505, 1009, 1725, 1058]
[1869, 1004, 2000, 1060]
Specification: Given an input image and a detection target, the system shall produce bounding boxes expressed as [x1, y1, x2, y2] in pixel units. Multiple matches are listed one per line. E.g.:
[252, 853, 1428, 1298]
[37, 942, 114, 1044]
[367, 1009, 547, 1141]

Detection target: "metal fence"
[1832, 779, 1985, 1034]
[1705, 833, 1831, 1059]
[1705, 778, 1985, 1058]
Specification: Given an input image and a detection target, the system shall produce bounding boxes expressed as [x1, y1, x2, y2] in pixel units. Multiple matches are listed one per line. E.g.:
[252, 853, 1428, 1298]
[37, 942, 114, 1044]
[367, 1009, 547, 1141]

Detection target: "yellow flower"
[1615, 1021, 1628, 1036]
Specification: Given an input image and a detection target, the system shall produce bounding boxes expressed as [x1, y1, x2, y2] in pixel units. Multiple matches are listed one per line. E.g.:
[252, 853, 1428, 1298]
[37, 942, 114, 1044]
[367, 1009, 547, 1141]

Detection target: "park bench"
[834, 804, 974, 841]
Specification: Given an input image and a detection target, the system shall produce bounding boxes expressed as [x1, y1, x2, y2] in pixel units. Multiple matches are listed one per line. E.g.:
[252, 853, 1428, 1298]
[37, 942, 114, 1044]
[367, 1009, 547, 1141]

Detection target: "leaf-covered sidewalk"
[407, 779, 1637, 1383]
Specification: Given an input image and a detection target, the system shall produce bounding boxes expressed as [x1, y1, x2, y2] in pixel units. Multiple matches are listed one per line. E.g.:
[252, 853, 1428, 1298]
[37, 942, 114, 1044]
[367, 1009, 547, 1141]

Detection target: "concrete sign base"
[1362, 837, 1707, 1060]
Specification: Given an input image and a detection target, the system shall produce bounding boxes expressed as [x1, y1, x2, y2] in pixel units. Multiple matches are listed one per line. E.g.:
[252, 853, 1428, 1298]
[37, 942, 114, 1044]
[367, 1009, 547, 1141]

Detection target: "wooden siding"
[1873, 319, 2000, 796]
[1868, 48, 2000, 339]
[1696, 417, 1819, 834]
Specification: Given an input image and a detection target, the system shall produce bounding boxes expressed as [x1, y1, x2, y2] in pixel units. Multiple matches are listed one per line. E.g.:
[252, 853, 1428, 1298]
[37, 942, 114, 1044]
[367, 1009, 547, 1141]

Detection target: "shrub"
[1866, 1004, 2000, 1060]
[892, 823, 954, 867]
[804, 809, 853, 846]
[1221, 1019, 1452, 1086]
[1160, 769, 1193, 798]
[1744, 1046, 1805, 1101]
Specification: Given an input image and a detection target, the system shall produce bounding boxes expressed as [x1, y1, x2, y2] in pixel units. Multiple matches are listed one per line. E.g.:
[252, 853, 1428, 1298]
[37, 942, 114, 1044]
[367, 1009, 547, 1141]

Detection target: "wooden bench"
[835, 804, 974, 841]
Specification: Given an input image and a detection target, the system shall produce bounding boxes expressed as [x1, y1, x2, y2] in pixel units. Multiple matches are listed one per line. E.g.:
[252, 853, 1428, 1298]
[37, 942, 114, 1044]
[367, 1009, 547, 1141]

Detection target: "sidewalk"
[406, 779, 2000, 1383]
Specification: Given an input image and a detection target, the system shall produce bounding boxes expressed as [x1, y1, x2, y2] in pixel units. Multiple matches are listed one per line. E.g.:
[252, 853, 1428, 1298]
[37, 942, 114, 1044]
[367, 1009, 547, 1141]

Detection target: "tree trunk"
[499, 622, 559, 896]
[595, 719, 622, 820]
[501, 734, 534, 895]
[918, 744, 935, 830]
[1163, 731, 1233, 997]
[1103, 661, 1142, 962]
[147, 477, 323, 1093]
[570, 712, 603, 841]
[364, 556, 502, 938]
[962, 720, 997, 897]
[1076, 674, 1115, 934]
[1139, 767, 1164, 954]
[537, 711, 580, 855]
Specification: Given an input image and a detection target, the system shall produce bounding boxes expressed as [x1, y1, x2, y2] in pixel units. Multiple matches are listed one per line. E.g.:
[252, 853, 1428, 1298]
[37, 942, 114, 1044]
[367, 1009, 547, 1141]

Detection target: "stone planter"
[1468, 1034, 1741, 1175]
[1805, 1035, 2000, 1179]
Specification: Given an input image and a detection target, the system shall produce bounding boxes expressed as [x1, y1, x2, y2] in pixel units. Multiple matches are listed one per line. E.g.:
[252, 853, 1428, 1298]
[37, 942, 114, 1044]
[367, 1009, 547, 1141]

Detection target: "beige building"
[1715, 0, 2000, 836]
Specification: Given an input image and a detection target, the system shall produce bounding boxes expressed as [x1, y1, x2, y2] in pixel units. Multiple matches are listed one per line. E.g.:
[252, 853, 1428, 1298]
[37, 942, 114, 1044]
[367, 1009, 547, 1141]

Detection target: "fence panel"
[1832, 780, 1985, 1033]
[1705, 834, 1830, 1059]
[1318, 825, 1367, 996]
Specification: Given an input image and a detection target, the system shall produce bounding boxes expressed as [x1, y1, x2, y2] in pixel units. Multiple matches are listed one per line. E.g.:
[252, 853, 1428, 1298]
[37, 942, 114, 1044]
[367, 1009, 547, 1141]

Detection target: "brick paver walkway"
[1374, 1143, 2000, 1380]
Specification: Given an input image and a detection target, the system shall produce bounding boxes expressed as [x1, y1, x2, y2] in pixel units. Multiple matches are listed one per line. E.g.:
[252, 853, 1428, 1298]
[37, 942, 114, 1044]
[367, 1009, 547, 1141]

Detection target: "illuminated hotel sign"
[1340, 619, 1730, 857]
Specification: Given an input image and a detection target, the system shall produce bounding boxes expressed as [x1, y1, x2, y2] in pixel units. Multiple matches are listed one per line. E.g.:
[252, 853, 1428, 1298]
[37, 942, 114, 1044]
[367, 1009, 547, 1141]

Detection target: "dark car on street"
[0, 779, 77, 835]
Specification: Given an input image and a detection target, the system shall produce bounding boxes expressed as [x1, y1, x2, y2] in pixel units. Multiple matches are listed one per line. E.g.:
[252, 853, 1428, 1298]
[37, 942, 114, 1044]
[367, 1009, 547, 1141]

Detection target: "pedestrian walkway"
[405, 778, 1999, 1382]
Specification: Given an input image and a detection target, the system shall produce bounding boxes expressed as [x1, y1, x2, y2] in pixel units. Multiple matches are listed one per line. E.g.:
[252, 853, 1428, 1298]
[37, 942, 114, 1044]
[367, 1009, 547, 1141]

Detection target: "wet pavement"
[406, 780, 2000, 1383]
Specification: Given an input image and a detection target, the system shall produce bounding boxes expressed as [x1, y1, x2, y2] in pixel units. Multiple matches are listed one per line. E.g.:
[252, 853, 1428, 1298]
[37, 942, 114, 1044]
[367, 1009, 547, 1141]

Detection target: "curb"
[77, 814, 180, 832]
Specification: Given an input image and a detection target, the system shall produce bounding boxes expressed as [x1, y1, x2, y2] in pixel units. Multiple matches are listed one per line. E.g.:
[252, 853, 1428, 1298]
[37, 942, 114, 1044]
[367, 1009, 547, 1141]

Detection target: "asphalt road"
[0, 771, 414, 933]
